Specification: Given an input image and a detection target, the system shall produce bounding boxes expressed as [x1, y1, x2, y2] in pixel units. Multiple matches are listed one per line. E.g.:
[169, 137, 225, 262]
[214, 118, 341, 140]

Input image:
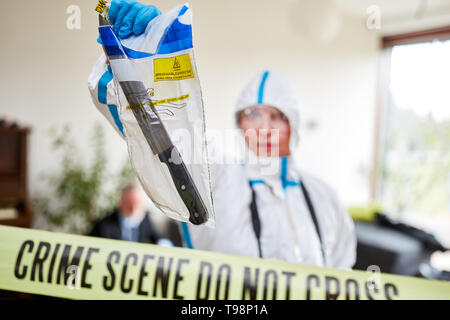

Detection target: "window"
[374, 27, 450, 249]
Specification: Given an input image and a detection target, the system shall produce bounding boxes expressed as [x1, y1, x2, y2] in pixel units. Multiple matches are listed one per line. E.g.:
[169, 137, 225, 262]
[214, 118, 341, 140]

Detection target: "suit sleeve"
[328, 191, 357, 270]
[89, 221, 102, 238]
[148, 221, 163, 244]
[185, 137, 228, 250]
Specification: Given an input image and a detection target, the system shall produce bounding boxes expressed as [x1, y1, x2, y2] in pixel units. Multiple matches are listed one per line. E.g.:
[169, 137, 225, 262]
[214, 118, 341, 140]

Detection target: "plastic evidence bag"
[94, 3, 215, 226]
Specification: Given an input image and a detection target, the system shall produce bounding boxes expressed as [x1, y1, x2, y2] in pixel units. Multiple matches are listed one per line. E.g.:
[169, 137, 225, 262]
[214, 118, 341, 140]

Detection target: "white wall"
[0, 0, 380, 209]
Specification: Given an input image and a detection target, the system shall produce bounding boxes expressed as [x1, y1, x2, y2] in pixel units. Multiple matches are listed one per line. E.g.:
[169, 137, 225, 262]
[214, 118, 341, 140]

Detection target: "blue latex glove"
[97, 0, 161, 44]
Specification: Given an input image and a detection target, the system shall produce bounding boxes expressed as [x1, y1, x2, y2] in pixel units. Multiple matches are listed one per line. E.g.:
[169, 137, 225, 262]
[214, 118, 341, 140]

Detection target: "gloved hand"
[97, 0, 161, 43]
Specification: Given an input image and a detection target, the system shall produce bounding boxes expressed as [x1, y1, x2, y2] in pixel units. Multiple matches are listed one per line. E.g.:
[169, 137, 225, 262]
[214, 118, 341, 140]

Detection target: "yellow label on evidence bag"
[154, 54, 194, 82]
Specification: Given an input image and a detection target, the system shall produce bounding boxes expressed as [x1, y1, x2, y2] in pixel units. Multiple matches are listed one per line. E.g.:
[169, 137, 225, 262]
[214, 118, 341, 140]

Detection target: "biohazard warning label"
[154, 54, 194, 82]
[173, 58, 181, 69]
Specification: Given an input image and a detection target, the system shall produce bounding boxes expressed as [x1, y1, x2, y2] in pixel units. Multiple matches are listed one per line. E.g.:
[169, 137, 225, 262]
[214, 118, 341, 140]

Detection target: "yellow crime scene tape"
[0, 225, 449, 300]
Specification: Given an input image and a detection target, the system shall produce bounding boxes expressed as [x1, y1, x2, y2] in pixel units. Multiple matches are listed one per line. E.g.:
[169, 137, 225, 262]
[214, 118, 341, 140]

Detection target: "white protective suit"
[187, 70, 356, 269]
[88, 59, 356, 269]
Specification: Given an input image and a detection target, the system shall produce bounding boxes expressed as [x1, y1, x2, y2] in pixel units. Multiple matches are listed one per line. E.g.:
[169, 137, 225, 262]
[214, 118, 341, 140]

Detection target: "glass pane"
[380, 39, 450, 248]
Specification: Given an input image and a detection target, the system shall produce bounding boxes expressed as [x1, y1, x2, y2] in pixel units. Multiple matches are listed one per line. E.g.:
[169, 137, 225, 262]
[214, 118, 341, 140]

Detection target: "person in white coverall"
[88, 0, 356, 269]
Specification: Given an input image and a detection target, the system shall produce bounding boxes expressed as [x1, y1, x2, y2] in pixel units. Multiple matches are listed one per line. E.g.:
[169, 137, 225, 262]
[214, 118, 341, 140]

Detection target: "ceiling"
[334, 0, 450, 19]
[333, 0, 450, 34]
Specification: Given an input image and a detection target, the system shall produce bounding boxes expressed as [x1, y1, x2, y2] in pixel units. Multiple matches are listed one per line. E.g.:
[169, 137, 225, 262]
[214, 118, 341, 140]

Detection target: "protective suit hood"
[235, 70, 301, 155]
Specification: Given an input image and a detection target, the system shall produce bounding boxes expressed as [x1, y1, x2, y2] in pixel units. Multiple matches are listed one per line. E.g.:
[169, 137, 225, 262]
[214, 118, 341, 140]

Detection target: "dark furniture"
[353, 214, 449, 281]
[0, 126, 33, 228]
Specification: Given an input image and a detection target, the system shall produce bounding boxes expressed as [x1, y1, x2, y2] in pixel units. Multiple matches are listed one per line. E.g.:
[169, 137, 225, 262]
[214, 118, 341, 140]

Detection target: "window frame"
[370, 26, 450, 201]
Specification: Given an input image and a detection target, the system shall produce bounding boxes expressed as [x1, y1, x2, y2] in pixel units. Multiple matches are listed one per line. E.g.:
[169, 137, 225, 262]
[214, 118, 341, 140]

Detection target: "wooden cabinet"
[0, 126, 33, 228]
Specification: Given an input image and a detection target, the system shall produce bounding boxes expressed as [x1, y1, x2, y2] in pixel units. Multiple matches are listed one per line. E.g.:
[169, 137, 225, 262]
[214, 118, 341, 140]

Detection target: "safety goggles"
[238, 106, 288, 126]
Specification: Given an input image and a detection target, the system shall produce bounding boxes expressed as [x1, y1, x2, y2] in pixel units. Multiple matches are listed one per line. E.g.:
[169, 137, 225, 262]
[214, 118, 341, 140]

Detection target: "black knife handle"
[158, 145, 209, 225]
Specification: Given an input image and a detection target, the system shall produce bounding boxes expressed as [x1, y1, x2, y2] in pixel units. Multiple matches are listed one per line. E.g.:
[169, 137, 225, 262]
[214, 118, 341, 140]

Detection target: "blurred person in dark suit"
[90, 183, 171, 245]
